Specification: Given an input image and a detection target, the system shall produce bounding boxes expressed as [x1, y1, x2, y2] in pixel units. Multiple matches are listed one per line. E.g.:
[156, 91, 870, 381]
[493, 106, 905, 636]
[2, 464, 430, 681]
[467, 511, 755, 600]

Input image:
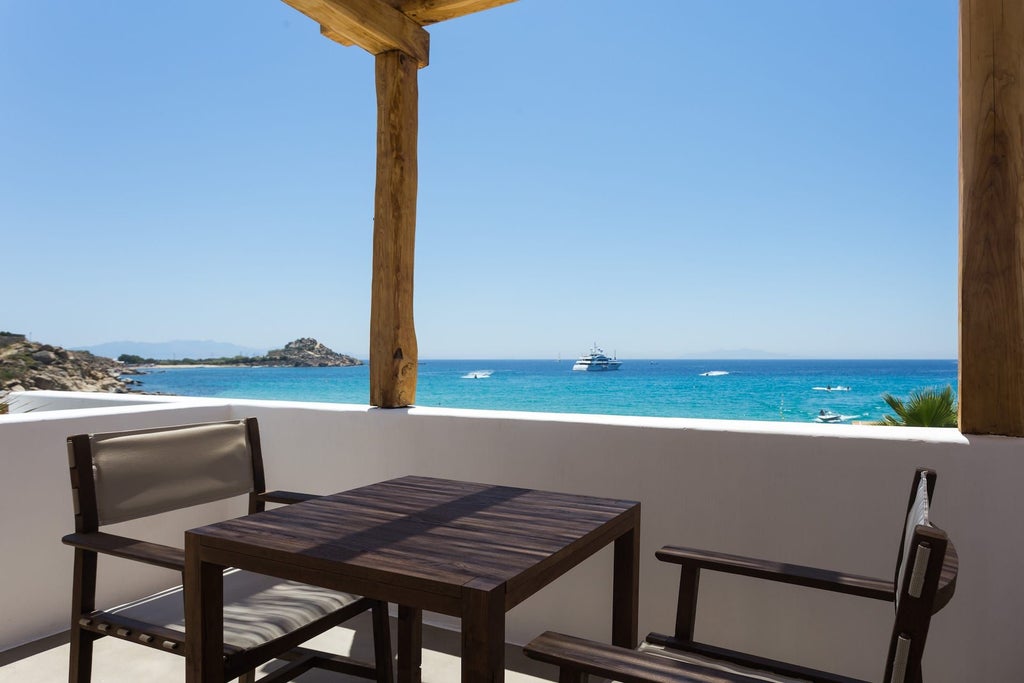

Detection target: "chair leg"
[237, 671, 256, 683]
[69, 549, 98, 683]
[371, 601, 395, 683]
[68, 625, 96, 683]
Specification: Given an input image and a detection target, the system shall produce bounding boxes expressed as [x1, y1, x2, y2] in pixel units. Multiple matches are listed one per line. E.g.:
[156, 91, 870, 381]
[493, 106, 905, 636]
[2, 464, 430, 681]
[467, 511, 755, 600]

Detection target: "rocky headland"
[0, 334, 132, 395]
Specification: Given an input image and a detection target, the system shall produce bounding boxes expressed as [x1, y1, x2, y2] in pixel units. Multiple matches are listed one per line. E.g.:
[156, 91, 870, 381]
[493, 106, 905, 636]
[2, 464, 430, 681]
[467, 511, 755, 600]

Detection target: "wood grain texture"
[282, 0, 430, 66]
[389, 0, 519, 25]
[959, 0, 1024, 435]
[370, 49, 419, 407]
[654, 545, 895, 600]
[192, 476, 639, 605]
[189, 476, 641, 682]
[62, 532, 185, 572]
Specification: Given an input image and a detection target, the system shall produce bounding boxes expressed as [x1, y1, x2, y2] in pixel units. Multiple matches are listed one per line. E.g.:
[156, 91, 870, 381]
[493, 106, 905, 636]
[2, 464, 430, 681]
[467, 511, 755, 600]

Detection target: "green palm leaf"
[875, 385, 958, 427]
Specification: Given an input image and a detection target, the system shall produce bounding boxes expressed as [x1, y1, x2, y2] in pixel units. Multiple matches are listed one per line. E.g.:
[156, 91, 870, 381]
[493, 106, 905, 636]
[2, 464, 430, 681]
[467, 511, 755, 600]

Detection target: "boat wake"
[815, 412, 862, 423]
[700, 370, 729, 376]
[812, 385, 850, 391]
[462, 370, 493, 379]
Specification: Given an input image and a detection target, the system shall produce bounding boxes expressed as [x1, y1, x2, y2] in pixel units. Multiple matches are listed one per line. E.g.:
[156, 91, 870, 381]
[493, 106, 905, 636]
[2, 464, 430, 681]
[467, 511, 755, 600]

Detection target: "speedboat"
[815, 410, 843, 423]
[572, 345, 622, 372]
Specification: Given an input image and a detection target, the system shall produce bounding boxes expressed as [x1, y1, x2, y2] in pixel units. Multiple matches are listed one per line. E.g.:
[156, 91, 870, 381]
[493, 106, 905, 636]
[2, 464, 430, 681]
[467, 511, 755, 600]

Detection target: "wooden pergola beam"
[959, 0, 1024, 435]
[308, 0, 518, 49]
[389, 0, 519, 26]
[282, 0, 430, 67]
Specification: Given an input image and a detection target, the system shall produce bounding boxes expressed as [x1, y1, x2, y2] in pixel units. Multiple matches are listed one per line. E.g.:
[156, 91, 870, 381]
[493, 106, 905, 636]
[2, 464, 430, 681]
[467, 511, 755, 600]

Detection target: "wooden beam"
[320, 24, 355, 47]
[370, 50, 419, 408]
[282, 0, 430, 67]
[390, 0, 519, 26]
[959, 0, 1024, 435]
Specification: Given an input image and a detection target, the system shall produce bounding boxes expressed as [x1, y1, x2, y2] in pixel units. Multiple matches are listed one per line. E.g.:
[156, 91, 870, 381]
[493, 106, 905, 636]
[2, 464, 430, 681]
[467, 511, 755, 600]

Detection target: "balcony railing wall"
[0, 392, 1016, 682]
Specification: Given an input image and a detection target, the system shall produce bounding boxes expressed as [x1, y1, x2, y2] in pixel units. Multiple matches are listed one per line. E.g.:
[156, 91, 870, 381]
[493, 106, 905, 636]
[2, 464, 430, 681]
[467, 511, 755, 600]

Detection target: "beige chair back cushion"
[89, 420, 254, 525]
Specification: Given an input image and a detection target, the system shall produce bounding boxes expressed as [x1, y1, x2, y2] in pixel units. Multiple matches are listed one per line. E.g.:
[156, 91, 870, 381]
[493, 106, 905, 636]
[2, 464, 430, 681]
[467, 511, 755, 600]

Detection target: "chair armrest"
[525, 631, 755, 683]
[256, 490, 322, 505]
[62, 532, 184, 572]
[656, 545, 894, 601]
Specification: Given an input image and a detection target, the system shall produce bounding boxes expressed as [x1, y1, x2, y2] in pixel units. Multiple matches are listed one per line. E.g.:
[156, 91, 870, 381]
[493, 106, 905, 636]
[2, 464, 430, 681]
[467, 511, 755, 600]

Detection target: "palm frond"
[874, 385, 958, 427]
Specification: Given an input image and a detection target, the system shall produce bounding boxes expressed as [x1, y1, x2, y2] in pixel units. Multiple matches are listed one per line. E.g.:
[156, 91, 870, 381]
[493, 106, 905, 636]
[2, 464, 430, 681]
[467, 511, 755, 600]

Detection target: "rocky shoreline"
[1, 335, 361, 400]
[0, 335, 133, 395]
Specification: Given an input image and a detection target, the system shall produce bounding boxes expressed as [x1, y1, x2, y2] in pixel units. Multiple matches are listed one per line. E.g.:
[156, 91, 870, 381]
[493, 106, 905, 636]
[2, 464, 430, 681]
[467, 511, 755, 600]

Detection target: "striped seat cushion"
[107, 569, 361, 651]
[637, 642, 811, 683]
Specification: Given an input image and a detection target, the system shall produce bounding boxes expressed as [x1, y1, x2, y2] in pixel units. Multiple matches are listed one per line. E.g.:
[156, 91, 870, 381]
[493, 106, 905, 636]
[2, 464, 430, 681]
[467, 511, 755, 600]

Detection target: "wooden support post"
[959, 0, 1024, 435]
[370, 49, 419, 407]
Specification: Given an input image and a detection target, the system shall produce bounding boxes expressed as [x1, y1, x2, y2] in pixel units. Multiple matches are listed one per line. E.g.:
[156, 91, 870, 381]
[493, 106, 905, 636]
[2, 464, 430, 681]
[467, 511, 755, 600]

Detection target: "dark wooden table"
[184, 475, 640, 683]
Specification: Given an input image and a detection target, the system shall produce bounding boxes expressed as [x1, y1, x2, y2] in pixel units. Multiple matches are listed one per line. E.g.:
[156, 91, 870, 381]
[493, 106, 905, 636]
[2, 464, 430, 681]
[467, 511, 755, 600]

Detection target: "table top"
[188, 476, 639, 611]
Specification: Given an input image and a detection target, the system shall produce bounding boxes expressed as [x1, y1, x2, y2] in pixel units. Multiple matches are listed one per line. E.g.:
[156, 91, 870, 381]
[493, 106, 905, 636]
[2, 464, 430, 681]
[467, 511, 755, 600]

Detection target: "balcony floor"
[0, 612, 557, 682]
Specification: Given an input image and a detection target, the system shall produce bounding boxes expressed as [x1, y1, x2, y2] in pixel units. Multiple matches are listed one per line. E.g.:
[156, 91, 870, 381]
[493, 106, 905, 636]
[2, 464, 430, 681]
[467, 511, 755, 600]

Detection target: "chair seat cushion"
[637, 642, 811, 683]
[107, 569, 362, 651]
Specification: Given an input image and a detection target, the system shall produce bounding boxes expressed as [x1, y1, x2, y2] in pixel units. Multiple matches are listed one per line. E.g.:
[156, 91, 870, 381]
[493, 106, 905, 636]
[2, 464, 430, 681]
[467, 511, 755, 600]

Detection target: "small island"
[120, 337, 362, 368]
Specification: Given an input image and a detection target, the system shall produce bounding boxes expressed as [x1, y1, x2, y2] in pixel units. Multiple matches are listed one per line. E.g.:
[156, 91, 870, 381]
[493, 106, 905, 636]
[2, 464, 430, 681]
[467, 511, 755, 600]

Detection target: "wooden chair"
[525, 468, 958, 683]
[62, 418, 393, 683]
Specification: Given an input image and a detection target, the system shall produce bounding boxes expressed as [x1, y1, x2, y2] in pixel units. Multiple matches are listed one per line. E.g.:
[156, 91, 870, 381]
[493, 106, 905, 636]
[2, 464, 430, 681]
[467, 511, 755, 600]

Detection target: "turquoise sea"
[131, 359, 958, 424]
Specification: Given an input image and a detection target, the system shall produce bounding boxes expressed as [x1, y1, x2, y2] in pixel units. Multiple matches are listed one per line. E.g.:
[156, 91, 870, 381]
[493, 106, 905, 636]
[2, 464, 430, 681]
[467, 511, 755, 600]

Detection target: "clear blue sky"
[1, 1, 958, 359]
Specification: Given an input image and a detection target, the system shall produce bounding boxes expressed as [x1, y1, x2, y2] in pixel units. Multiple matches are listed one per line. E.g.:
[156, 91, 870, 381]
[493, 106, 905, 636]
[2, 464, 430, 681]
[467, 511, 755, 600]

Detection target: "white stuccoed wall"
[0, 392, 1019, 682]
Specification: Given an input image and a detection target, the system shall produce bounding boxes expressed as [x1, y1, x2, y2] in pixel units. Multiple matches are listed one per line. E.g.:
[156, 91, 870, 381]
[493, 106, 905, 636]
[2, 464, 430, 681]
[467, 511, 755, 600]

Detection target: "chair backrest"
[68, 418, 267, 532]
[884, 468, 957, 683]
[894, 469, 935, 608]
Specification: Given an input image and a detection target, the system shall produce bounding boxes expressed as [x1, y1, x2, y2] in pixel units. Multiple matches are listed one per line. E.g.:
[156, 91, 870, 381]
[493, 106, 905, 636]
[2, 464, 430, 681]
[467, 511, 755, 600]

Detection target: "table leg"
[461, 585, 505, 683]
[612, 523, 640, 648]
[397, 605, 422, 683]
[184, 533, 224, 683]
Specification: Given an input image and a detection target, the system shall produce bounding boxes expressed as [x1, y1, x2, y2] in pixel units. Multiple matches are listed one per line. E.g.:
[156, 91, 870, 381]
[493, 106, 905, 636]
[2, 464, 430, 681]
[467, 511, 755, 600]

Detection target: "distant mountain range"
[77, 340, 268, 360]
[680, 349, 791, 359]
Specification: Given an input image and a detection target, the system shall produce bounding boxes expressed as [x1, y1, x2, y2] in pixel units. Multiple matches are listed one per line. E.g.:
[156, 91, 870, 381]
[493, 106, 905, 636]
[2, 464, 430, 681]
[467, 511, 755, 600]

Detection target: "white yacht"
[572, 345, 622, 372]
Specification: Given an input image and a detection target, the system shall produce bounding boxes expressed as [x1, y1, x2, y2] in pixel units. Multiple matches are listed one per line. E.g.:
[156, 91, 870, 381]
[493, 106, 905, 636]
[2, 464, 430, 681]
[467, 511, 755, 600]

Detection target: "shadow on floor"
[1, 612, 559, 682]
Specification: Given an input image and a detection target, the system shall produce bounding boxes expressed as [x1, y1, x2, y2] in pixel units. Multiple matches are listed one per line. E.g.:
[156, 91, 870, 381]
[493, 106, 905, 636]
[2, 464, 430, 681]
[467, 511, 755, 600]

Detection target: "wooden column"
[959, 0, 1024, 435]
[370, 49, 419, 407]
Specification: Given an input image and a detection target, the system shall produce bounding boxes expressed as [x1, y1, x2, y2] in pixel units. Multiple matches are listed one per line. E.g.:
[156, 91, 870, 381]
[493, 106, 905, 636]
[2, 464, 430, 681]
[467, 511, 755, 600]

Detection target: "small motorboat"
[816, 409, 843, 423]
